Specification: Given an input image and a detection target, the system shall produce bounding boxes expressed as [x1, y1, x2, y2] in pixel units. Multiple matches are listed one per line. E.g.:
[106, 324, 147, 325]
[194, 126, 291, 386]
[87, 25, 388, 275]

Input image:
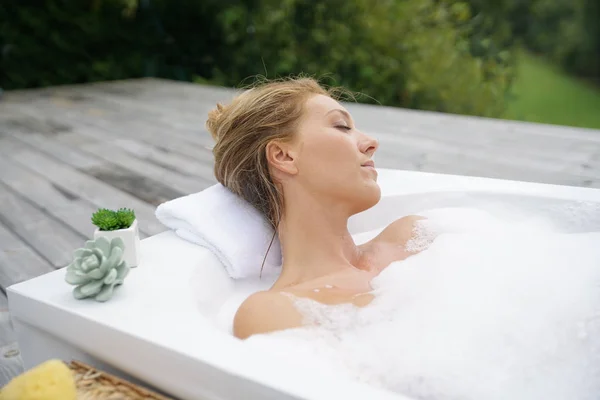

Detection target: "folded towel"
[155, 184, 282, 279]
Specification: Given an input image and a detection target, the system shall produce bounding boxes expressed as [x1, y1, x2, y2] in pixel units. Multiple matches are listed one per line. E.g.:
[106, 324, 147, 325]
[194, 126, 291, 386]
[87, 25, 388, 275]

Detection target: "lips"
[361, 160, 375, 168]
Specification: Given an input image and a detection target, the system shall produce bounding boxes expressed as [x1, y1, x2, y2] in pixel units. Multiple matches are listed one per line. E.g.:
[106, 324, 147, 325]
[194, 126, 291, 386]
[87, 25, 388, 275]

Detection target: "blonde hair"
[206, 77, 340, 229]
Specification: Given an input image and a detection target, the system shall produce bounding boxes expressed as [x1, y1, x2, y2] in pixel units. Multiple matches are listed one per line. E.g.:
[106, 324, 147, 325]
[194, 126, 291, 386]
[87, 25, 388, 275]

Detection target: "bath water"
[245, 206, 600, 400]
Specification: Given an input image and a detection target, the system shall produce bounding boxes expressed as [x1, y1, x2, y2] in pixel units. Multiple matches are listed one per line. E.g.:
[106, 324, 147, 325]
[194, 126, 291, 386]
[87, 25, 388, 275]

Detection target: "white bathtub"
[7, 169, 600, 400]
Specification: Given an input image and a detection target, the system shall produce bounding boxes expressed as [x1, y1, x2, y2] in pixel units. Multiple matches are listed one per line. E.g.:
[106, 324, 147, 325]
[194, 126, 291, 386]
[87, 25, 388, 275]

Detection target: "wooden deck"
[0, 77, 599, 386]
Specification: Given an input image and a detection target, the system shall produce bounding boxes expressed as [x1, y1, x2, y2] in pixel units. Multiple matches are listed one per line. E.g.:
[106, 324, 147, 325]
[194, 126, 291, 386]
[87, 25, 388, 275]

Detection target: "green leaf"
[65, 266, 92, 285]
[77, 280, 104, 297]
[103, 268, 118, 285]
[91, 209, 120, 231]
[95, 283, 117, 302]
[94, 236, 111, 256]
[116, 208, 136, 229]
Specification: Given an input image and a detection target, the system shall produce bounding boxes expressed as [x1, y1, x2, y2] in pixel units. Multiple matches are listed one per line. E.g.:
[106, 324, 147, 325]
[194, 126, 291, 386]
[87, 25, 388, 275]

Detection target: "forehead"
[304, 94, 349, 117]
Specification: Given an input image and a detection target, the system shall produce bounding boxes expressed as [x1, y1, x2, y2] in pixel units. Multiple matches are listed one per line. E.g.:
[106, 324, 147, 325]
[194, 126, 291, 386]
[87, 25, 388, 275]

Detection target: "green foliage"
[1, 0, 515, 118]
[116, 207, 136, 228]
[213, 0, 515, 117]
[91, 208, 136, 231]
[461, 0, 600, 82]
[524, 0, 599, 80]
[91, 209, 119, 231]
[0, 0, 148, 88]
[505, 51, 600, 129]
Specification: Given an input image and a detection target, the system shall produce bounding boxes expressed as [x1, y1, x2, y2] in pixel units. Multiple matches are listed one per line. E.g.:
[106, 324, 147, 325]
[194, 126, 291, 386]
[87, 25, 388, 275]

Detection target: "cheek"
[298, 134, 363, 193]
[304, 134, 357, 169]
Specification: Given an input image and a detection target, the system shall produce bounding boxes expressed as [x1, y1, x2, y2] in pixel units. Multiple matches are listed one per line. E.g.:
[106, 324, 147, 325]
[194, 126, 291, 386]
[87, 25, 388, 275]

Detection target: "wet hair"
[206, 77, 339, 229]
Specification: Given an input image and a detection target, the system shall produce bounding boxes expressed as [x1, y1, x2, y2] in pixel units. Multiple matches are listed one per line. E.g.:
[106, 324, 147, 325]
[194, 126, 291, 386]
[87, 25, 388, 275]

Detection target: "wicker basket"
[68, 360, 175, 400]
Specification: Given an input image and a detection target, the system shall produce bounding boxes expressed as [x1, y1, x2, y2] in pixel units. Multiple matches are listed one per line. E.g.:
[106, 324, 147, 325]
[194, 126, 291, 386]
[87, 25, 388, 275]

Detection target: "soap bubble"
[245, 205, 600, 400]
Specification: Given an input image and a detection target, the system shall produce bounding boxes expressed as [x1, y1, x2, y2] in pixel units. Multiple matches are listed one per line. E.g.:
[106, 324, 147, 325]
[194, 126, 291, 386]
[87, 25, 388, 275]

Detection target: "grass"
[504, 51, 600, 130]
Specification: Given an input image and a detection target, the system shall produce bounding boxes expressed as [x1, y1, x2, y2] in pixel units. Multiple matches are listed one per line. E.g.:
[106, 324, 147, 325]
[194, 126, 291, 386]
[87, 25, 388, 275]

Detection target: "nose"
[359, 132, 379, 157]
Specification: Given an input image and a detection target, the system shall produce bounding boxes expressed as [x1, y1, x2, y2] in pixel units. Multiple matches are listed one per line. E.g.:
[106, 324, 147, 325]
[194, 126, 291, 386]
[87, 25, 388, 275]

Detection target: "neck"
[275, 187, 361, 286]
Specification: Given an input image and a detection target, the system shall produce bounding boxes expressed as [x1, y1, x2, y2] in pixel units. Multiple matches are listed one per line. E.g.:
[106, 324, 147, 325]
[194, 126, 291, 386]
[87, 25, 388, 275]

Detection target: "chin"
[351, 181, 381, 215]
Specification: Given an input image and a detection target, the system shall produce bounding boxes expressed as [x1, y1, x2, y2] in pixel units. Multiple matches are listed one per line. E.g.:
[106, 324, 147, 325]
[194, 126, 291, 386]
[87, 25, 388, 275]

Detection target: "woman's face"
[291, 94, 381, 214]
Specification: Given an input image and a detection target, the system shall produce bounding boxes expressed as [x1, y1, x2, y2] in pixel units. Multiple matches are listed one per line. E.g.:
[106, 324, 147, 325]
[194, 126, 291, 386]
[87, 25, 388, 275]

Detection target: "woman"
[206, 77, 425, 339]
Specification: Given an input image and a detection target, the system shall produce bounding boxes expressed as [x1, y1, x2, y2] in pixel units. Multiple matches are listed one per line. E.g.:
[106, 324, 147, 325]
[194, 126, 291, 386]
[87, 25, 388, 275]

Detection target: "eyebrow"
[325, 109, 352, 120]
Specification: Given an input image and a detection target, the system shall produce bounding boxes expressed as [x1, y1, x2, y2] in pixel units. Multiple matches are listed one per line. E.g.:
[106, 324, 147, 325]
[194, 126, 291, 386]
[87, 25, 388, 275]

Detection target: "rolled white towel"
[155, 183, 282, 279]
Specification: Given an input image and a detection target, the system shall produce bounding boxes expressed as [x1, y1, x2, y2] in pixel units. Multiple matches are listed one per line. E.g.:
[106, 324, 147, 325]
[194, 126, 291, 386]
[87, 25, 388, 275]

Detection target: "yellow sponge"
[0, 359, 77, 400]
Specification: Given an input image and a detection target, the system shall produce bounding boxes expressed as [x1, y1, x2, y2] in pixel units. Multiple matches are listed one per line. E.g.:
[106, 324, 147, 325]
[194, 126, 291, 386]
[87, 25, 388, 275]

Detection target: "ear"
[265, 140, 298, 176]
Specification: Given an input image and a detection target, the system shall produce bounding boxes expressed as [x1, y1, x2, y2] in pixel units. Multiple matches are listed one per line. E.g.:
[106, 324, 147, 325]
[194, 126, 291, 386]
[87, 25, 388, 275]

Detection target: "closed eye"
[335, 125, 352, 131]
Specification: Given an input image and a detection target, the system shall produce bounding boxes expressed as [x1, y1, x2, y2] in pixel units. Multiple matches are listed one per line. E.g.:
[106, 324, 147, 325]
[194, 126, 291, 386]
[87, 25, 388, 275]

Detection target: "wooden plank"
[415, 154, 597, 187]
[0, 341, 24, 388]
[363, 111, 600, 184]
[0, 292, 22, 388]
[64, 84, 211, 124]
[79, 142, 211, 194]
[88, 77, 234, 104]
[29, 92, 216, 148]
[365, 111, 596, 159]
[0, 114, 73, 136]
[375, 136, 565, 174]
[84, 164, 186, 207]
[371, 140, 593, 187]
[5, 129, 104, 170]
[347, 105, 600, 173]
[0, 218, 54, 291]
[374, 127, 597, 167]
[0, 136, 29, 157]
[106, 138, 216, 182]
[0, 286, 24, 386]
[0, 182, 85, 270]
[0, 291, 6, 311]
[345, 101, 600, 143]
[11, 101, 216, 165]
[0, 156, 103, 239]
[0, 134, 166, 235]
[5, 128, 205, 196]
[56, 130, 216, 183]
[6, 148, 167, 236]
[77, 116, 216, 162]
[83, 78, 234, 108]
[8, 102, 218, 186]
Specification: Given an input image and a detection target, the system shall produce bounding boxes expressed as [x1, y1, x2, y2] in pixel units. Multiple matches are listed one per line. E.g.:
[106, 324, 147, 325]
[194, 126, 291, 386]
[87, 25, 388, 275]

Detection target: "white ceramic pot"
[93, 219, 141, 267]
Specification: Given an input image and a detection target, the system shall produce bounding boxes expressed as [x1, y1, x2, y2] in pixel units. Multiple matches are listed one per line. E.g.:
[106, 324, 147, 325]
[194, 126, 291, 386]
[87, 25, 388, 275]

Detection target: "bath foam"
[244, 208, 600, 400]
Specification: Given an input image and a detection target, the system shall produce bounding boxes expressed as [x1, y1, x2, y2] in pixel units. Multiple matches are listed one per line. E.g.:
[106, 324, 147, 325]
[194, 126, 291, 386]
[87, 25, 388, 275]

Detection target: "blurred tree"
[202, 0, 515, 117]
[459, 0, 600, 82]
[525, 0, 599, 81]
[0, 0, 515, 117]
[0, 0, 149, 88]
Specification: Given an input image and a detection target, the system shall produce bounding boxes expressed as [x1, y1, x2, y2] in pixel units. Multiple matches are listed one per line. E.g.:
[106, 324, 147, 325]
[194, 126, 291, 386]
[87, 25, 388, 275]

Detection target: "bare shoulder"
[233, 290, 304, 340]
[375, 215, 427, 247]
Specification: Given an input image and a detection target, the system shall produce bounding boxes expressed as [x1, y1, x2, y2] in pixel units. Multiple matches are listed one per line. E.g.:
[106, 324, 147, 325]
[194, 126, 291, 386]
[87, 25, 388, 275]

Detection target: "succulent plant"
[116, 207, 136, 228]
[65, 236, 130, 302]
[91, 208, 136, 231]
